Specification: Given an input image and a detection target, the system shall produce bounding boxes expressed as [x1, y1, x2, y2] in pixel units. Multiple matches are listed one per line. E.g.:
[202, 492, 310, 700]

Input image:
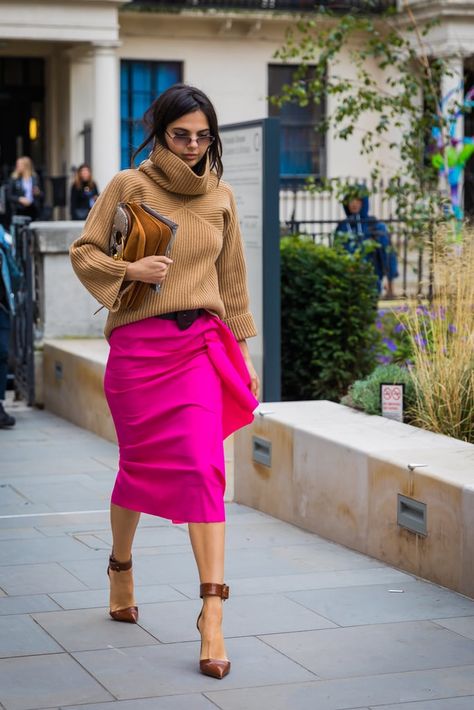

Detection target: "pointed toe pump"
[107, 553, 139, 623]
[196, 582, 231, 679]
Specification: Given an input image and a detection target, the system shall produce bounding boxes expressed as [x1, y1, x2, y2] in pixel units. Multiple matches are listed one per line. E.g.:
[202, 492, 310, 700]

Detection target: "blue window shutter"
[120, 60, 182, 169]
[268, 64, 325, 183]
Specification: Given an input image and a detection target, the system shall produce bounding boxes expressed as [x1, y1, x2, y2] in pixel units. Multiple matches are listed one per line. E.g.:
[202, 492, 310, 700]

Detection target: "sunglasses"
[165, 131, 215, 147]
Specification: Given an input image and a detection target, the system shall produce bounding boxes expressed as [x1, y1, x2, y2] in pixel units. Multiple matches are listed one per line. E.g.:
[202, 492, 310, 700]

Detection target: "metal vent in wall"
[252, 436, 272, 467]
[397, 494, 427, 536]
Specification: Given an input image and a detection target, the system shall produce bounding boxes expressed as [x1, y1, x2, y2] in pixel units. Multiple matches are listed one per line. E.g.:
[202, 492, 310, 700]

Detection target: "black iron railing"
[11, 216, 37, 406]
[125, 1, 395, 13]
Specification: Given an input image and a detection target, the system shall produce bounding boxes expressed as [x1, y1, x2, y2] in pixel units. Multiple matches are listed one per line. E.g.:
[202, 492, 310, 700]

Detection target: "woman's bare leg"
[109, 503, 141, 611]
[188, 522, 228, 661]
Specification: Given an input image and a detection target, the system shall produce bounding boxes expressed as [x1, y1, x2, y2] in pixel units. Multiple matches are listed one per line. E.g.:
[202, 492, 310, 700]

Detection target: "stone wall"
[32, 221, 108, 339]
[234, 401, 474, 598]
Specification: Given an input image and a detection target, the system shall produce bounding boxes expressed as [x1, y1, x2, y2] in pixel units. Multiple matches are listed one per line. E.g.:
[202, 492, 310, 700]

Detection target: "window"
[268, 64, 325, 184]
[120, 60, 182, 169]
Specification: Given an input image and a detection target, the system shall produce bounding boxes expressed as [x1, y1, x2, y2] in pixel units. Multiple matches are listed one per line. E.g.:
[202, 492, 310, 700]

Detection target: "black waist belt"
[156, 309, 205, 330]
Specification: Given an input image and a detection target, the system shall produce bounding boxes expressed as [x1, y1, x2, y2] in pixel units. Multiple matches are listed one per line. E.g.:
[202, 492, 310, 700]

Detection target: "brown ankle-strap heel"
[196, 582, 230, 679]
[107, 554, 138, 624]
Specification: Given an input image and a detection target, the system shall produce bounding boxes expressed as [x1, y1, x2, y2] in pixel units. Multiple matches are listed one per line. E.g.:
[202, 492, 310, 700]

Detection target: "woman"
[70, 164, 99, 220]
[7, 156, 43, 222]
[70, 84, 259, 680]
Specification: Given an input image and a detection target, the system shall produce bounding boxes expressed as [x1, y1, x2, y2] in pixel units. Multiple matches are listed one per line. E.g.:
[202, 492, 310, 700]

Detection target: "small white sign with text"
[380, 383, 404, 422]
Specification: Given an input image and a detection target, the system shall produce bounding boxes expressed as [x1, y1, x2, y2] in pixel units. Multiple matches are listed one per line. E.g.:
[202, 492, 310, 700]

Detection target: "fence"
[279, 185, 434, 299]
[280, 181, 401, 226]
[10, 217, 39, 406]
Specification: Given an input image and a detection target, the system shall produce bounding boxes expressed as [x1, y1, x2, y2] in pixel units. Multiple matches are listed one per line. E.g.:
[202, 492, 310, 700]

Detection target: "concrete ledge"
[234, 401, 474, 598]
[43, 339, 114, 443]
[31, 222, 107, 339]
[32, 220, 84, 252]
[43, 338, 235, 500]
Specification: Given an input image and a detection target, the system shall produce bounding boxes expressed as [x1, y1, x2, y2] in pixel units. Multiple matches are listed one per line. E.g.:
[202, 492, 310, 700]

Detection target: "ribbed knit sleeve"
[217, 188, 257, 341]
[69, 173, 130, 312]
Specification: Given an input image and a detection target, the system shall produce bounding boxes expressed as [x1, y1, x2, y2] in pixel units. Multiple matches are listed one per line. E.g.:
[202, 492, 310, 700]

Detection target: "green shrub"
[280, 236, 379, 401]
[342, 364, 416, 418]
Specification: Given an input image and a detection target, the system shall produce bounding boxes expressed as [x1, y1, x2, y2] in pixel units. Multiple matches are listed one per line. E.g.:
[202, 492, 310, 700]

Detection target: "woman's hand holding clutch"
[125, 255, 173, 284]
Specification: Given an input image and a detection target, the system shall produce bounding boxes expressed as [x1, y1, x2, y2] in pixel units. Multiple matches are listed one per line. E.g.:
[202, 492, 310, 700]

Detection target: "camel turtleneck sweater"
[70, 144, 257, 341]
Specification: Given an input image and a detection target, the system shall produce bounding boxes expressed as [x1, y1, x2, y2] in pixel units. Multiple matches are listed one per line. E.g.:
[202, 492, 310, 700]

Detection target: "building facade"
[0, 0, 473, 213]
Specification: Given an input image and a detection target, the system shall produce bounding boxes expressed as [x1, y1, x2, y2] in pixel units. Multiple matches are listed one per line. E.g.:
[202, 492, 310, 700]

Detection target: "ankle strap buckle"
[108, 554, 133, 572]
[200, 582, 230, 600]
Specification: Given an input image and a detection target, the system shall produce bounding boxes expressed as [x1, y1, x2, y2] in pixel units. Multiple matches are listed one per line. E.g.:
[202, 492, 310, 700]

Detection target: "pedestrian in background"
[70, 164, 99, 220]
[0, 225, 21, 429]
[335, 187, 398, 298]
[7, 157, 43, 223]
[70, 84, 259, 680]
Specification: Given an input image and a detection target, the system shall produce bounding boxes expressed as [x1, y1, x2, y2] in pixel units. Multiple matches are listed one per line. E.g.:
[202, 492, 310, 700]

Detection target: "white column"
[441, 54, 465, 143]
[92, 42, 120, 192]
[69, 51, 93, 170]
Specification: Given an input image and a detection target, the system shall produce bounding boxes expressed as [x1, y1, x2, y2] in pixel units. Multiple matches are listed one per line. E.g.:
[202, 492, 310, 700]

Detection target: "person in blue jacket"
[335, 187, 398, 297]
[0, 225, 21, 428]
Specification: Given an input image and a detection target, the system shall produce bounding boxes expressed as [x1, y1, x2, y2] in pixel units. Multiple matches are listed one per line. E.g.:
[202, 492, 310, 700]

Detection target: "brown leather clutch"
[109, 202, 178, 310]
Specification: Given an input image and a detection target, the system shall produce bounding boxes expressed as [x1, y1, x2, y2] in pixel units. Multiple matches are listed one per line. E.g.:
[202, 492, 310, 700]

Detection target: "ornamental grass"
[403, 228, 474, 443]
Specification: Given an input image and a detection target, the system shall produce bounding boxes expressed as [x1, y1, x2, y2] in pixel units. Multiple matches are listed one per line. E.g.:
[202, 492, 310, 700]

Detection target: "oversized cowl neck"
[138, 143, 217, 196]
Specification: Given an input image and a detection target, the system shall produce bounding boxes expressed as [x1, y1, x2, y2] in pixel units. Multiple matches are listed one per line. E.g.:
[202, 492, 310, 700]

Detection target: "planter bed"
[234, 401, 474, 598]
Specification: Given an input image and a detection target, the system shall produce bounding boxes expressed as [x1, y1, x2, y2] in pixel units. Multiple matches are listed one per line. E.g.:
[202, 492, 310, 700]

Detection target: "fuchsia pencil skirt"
[104, 312, 258, 524]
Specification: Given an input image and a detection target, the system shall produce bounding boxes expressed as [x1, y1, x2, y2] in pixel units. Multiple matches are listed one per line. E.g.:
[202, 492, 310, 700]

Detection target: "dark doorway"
[0, 57, 46, 183]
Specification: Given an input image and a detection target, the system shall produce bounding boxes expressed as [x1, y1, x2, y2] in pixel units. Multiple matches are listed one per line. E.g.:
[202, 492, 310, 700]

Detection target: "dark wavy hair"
[73, 163, 95, 190]
[131, 83, 223, 179]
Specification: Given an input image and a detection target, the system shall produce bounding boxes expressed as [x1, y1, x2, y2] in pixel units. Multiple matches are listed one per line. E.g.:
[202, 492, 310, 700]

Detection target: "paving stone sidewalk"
[1, 399, 474, 710]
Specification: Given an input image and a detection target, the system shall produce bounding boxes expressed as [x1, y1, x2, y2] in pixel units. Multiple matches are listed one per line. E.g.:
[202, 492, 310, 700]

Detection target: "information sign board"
[221, 119, 280, 401]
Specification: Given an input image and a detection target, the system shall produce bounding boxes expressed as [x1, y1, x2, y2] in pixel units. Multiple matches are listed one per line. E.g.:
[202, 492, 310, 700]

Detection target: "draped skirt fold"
[104, 312, 258, 523]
